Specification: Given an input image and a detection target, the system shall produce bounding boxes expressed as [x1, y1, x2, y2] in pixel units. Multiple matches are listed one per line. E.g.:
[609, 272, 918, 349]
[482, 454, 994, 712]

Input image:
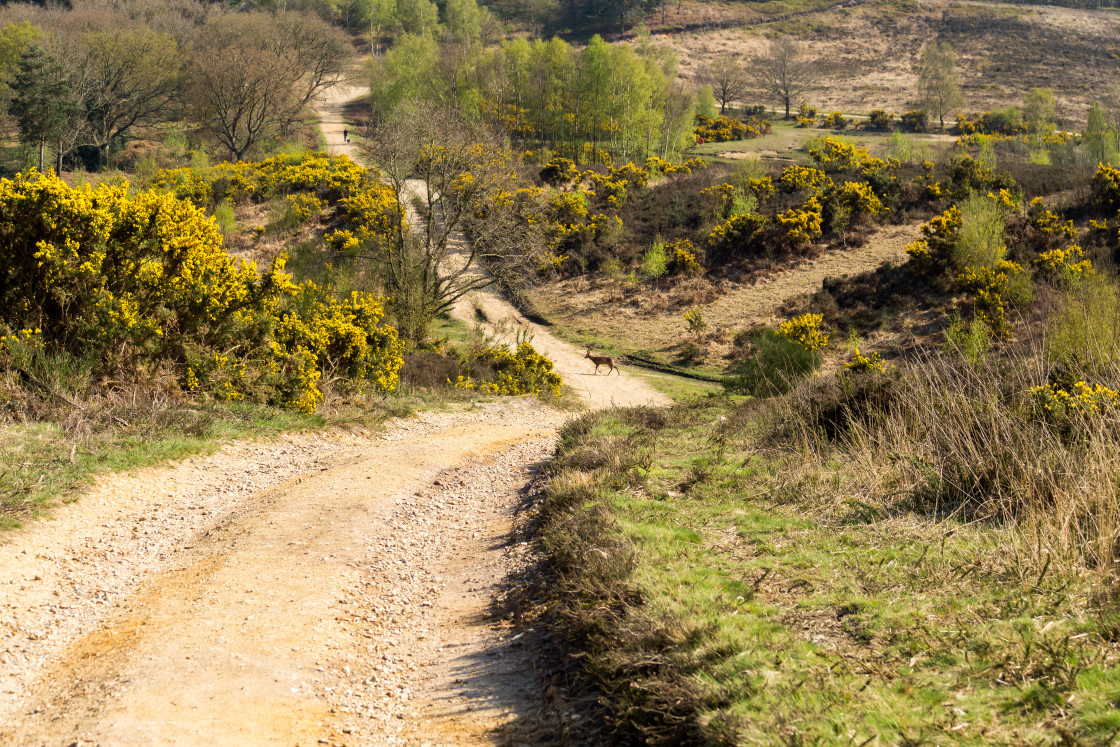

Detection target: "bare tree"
[360, 101, 545, 341]
[704, 54, 747, 115]
[266, 11, 353, 123]
[189, 13, 352, 161]
[73, 26, 186, 165]
[916, 41, 965, 132]
[752, 38, 813, 120]
[190, 38, 292, 161]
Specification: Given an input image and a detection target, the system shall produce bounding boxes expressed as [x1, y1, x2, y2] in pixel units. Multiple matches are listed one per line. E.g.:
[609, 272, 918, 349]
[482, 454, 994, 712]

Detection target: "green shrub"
[641, 240, 669, 283]
[212, 200, 237, 235]
[954, 192, 1006, 270]
[723, 328, 821, 397]
[980, 107, 1023, 135]
[1046, 273, 1120, 381]
[943, 313, 991, 368]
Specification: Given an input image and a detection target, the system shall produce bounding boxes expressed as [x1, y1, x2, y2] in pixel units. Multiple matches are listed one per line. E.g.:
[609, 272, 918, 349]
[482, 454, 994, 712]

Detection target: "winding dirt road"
[0, 86, 666, 747]
[321, 84, 667, 411]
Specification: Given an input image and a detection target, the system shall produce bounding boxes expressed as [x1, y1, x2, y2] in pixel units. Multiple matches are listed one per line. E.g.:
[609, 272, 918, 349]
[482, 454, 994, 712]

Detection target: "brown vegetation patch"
[644, 1, 1120, 125]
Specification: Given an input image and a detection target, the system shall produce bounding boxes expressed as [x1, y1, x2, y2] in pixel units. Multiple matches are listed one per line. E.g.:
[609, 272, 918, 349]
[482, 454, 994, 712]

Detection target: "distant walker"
[343, 128, 349, 143]
[584, 348, 619, 376]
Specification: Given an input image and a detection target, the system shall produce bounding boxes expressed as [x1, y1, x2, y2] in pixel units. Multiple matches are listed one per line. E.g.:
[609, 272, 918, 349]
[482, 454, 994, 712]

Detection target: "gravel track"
[0, 86, 668, 746]
[1, 401, 570, 746]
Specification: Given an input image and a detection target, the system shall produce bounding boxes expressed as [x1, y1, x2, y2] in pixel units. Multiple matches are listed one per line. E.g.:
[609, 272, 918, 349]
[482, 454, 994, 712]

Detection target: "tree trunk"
[784, 98, 791, 120]
[56, 141, 62, 175]
[38, 135, 45, 173]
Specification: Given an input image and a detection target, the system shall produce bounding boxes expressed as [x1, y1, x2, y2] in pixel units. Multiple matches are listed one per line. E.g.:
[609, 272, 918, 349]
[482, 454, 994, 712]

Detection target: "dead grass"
[535, 379, 1120, 743]
[640, 0, 1120, 126]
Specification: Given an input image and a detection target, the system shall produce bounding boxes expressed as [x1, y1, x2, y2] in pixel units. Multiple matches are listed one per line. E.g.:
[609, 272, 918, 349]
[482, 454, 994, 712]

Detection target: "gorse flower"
[0, 169, 402, 415]
[844, 347, 886, 373]
[1031, 381, 1119, 420]
[453, 342, 561, 401]
[779, 314, 829, 352]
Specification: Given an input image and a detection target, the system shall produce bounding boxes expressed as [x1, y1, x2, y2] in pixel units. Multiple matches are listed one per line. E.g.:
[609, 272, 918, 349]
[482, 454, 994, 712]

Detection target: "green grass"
[431, 314, 479, 347]
[539, 398, 1120, 744]
[687, 120, 952, 165]
[0, 402, 303, 530]
[630, 368, 724, 401]
[542, 321, 732, 379]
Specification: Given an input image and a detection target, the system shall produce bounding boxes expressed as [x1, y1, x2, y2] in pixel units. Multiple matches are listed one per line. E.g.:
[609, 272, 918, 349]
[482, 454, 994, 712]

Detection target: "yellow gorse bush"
[844, 347, 887, 373]
[1091, 163, 1120, 212]
[908, 205, 963, 272]
[779, 313, 829, 352]
[708, 212, 767, 254]
[1035, 245, 1094, 283]
[1028, 197, 1077, 241]
[807, 137, 870, 172]
[920, 161, 945, 199]
[667, 238, 703, 276]
[776, 195, 824, 245]
[153, 152, 367, 206]
[838, 181, 885, 217]
[988, 188, 1022, 212]
[452, 342, 562, 401]
[1031, 381, 1119, 419]
[748, 176, 775, 202]
[955, 259, 1024, 336]
[694, 115, 771, 142]
[0, 170, 402, 414]
[282, 193, 325, 226]
[780, 165, 832, 194]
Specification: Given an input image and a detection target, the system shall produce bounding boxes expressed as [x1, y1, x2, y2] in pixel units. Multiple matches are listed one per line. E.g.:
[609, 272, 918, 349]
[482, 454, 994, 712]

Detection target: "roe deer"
[585, 348, 619, 375]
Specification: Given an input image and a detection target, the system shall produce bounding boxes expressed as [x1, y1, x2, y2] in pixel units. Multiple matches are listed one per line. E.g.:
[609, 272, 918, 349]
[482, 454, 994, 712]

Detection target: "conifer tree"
[9, 45, 76, 173]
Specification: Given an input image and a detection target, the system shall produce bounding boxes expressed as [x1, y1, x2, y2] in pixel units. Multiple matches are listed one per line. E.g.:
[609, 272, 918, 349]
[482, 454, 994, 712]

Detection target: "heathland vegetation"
[2, 0, 1120, 741]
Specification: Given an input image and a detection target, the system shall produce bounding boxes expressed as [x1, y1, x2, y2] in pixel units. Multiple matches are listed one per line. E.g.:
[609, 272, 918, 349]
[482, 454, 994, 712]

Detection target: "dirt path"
[532, 221, 922, 353]
[0, 86, 667, 747]
[319, 84, 668, 410]
[0, 404, 569, 746]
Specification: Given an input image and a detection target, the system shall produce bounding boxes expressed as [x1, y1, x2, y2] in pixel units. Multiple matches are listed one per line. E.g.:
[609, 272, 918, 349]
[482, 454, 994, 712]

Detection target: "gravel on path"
[0, 401, 571, 746]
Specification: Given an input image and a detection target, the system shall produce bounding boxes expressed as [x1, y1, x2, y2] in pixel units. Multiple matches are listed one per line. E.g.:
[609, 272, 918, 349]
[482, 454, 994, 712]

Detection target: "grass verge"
[0, 390, 449, 531]
[536, 393, 1120, 744]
